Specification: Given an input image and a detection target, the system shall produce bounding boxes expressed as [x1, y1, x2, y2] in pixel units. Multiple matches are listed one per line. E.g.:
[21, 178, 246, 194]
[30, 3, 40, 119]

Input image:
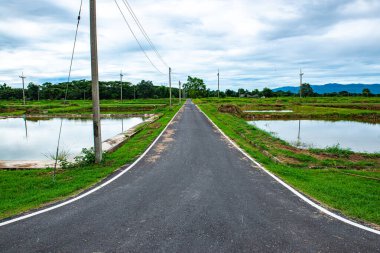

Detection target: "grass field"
[1, 97, 379, 226]
[0, 98, 181, 116]
[194, 97, 380, 225]
[0, 99, 182, 220]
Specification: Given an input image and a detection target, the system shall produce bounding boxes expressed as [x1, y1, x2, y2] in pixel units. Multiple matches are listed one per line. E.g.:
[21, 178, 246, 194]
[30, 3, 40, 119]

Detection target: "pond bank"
[0, 114, 159, 169]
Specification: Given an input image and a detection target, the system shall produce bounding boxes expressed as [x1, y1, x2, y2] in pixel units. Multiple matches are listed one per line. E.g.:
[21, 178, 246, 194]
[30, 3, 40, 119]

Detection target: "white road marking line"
[195, 104, 380, 235]
[0, 105, 184, 227]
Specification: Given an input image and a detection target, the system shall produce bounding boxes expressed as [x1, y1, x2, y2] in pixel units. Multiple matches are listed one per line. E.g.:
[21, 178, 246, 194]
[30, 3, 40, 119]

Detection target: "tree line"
[0, 77, 377, 101]
[224, 84, 378, 98]
[0, 80, 181, 100]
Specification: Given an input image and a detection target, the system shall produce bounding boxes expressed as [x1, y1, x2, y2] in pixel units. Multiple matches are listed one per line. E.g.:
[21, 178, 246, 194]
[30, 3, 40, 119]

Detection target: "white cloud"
[0, 0, 379, 91]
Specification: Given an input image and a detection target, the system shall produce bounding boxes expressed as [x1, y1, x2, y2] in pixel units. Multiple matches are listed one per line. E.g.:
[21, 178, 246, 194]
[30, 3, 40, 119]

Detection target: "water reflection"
[249, 120, 380, 153]
[0, 117, 145, 160]
[23, 115, 28, 139]
[296, 120, 301, 146]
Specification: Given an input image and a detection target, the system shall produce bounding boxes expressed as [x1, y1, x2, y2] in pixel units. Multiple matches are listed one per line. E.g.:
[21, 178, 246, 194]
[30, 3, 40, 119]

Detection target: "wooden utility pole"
[169, 67, 172, 107]
[90, 0, 102, 163]
[19, 73, 26, 105]
[179, 80, 181, 104]
[299, 68, 304, 98]
[217, 69, 220, 98]
[120, 70, 124, 102]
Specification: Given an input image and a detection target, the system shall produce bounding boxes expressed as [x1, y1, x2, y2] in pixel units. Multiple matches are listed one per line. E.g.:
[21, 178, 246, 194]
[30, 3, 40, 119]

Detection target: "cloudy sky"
[1, 0, 380, 91]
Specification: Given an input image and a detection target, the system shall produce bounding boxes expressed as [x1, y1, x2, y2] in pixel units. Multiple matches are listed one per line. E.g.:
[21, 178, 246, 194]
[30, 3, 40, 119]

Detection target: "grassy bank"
[0, 99, 181, 116]
[195, 98, 380, 225]
[0, 101, 182, 220]
[199, 97, 380, 123]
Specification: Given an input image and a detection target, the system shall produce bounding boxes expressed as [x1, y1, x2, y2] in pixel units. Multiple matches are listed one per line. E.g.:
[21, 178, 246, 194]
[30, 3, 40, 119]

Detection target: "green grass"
[198, 97, 380, 122]
[0, 99, 181, 116]
[195, 100, 380, 225]
[310, 144, 353, 158]
[0, 102, 182, 220]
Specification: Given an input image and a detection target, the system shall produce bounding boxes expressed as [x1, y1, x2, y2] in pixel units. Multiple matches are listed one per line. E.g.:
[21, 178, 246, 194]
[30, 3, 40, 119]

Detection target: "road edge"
[0, 105, 184, 227]
[195, 103, 380, 236]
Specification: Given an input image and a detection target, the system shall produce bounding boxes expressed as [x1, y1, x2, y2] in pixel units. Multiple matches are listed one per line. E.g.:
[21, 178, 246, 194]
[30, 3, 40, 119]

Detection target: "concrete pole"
[217, 69, 220, 98]
[169, 67, 172, 107]
[120, 71, 124, 102]
[19, 73, 26, 105]
[179, 80, 181, 104]
[90, 0, 102, 163]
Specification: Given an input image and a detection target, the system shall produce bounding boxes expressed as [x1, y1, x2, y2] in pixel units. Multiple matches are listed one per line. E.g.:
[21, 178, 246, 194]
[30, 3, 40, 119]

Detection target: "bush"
[74, 147, 108, 166]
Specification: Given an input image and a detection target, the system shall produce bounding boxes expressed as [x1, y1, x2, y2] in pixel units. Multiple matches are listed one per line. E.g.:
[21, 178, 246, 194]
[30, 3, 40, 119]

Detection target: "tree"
[0, 83, 23, 99]
[238, 88, 245, 97]
[183, 76, 206, 98]
[27, 82, 40, 100]
[362, 88, 372, 97]
[251, 89, 260, 96]
[262, 87, 274, 97]
[136, 80, 155, 98]
[300, 83, 314, 97]
[225, 89, 237, 97]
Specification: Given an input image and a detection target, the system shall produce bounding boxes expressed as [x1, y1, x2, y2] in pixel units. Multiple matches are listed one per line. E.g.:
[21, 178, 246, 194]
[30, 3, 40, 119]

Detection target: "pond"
[248, 120, 380, 153]
[0, 117, 145, 160]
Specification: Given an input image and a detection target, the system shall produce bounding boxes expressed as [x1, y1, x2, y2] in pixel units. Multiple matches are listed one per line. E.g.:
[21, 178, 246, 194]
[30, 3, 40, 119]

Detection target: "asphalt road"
[0, 101, 379, 252]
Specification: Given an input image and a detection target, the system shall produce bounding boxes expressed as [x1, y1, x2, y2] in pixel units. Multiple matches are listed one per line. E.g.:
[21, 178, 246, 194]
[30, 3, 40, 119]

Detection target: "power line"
[64, 0, 83, 101]
[114, 0, 164, 75]
[121, 0, 168, 68]
[53, 0, 84, 180]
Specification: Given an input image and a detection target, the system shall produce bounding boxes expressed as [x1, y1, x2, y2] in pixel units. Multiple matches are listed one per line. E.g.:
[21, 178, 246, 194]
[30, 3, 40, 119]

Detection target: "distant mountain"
[272, 83, 380, 94]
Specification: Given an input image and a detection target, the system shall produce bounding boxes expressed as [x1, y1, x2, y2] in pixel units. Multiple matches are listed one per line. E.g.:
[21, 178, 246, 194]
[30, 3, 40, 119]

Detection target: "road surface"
[0, 101, 379, 252]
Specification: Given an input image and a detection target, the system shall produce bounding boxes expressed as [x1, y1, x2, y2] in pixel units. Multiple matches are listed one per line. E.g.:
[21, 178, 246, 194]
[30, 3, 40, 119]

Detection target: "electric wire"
[121, 0, 168, 68]
[114, 0, 165, 75]
[53, 0, 83, 181]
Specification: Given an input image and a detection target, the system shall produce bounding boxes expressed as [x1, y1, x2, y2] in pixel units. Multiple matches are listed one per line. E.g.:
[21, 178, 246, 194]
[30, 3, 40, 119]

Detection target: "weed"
[45, 149, 72, 169]
[311, 144, 353, 157]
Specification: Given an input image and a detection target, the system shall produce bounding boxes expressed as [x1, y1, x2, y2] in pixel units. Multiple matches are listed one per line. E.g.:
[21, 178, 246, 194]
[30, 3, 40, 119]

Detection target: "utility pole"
[217, 69, 220, 98]
[169, 67, 172, 107]
[19, 73, 26, 105]
[90, 0, 102, 163]
[299, 68, 304, 98]
[37, 85, 40, 101]
[120, 70, 124, 102]
[179, 80, 181, 104]
[133, 85, 136, 100]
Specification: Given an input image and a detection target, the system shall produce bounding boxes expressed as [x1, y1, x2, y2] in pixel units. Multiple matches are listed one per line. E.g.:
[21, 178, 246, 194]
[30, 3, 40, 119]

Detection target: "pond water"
[0, 117, 145, 160]
[244, 110, 293, 113]
[248, 120, 380, 153]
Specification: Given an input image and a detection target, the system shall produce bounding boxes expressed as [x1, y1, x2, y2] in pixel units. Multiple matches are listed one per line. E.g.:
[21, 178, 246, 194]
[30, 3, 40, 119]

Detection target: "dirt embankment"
[218, 104, 379, 123]
[218, 104, 245, 117]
